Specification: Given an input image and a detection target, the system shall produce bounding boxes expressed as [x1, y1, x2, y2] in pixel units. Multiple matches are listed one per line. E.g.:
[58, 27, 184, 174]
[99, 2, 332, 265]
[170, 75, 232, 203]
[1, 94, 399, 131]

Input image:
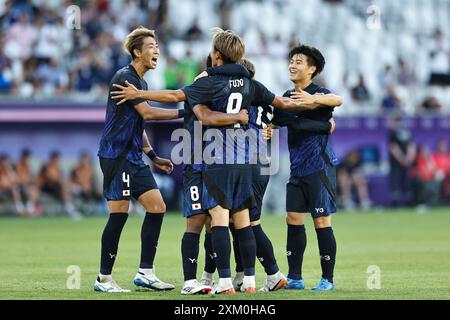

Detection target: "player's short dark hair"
[206, 55, 212, 68]
[239, 58, 255, 78]
[124, 26, 157, 60]
[289, 44, 325, 79]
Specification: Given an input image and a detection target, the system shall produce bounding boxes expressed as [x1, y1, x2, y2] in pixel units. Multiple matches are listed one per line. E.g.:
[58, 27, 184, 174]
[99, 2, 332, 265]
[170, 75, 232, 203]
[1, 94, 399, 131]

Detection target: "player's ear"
[133, 48, 141, 59]
[309, 65, 316, 77]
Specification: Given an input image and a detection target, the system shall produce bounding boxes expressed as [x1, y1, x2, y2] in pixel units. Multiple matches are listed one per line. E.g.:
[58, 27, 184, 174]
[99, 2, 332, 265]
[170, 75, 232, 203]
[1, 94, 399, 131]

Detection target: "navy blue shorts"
[286, 164, 337, 216]
[202, 164, 255, 213]
[250, 165, 270, 222]
[99, 157, 158, 201]
[183, 165, 207, 217]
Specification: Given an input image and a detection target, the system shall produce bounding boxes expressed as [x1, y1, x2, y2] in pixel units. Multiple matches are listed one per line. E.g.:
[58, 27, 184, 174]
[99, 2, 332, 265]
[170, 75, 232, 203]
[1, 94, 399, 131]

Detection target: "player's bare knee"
[186, 215, 206, 233]
[313, 216, 331, 229]
[145, 201, 166, 213]
[286, 212, 304, 225]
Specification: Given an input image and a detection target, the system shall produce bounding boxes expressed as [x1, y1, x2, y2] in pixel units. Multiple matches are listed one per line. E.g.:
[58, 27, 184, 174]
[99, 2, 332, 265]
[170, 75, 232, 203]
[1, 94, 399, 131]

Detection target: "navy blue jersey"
[183, 100, 203, 171]
[181, 65, 275, 165]
[98, 65, 148, 165]
[273, 83, 339, 177]
[247, 103, 273, 165]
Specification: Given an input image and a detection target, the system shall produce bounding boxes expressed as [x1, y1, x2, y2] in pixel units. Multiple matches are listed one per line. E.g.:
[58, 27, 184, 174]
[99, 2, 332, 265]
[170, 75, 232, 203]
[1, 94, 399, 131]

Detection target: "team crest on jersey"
[123, 190, 130, 196]
[192, 203, 201, 210]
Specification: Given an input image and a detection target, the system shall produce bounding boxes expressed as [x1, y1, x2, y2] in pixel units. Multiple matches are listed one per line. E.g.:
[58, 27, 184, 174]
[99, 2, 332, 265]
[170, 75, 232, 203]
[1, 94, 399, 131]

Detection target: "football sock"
[140, 212, 164, 269]
[286, 224, 306, 280]
[316, 227, 336, 283]
[236, 226, 256, 276]
[229, 223, 243, 272]
[203, 231, 216, 273]
[252, 224, 279, 275]
[100, 213, 128, 275]
[211, 226, 231, 278]
[181, 232, 200, 281]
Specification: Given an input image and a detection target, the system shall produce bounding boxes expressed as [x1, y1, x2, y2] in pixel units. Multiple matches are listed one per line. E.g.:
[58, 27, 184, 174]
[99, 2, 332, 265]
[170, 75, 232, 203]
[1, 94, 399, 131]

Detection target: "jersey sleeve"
[317, 86, 331, 94]
[118, 73, 147, 107]
[181, 77, 213, 106]
[251, 80, 276, 106]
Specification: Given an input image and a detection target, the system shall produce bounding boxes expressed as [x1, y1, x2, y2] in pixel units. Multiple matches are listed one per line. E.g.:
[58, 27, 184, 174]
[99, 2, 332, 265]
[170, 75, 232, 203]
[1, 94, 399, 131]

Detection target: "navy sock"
[100, 213, 128, 275]
[211, 226, 231, 278]
[229, 223, 243, 272]
[252, 224, 279, 275]
[203, 231, 216, 273]
[286, 224, 306, 280]
[140, 212, 164, 269]
[181, 232, 200, 281]
[316, 227, 336, 283]
[236, 226, 256, 276]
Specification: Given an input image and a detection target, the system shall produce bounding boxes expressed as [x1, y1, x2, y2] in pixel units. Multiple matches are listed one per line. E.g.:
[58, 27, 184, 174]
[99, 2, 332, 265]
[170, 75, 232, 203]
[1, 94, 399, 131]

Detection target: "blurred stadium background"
[1, 0, 450, 218]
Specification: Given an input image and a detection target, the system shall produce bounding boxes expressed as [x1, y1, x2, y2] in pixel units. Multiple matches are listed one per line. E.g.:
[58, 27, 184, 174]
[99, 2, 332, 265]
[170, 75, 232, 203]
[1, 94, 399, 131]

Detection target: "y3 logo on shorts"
[315, 208, 324, 213]
[122, 172, 130, 196]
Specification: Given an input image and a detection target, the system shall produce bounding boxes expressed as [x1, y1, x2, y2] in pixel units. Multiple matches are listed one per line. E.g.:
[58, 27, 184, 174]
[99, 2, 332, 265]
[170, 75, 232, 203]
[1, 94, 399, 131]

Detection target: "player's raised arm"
[192, 104, 248, 126]
[271, 92, 342, 111]
[134, 101, 184, 120]
[111, 80, 186, 105]
[290, 90, 343, 108]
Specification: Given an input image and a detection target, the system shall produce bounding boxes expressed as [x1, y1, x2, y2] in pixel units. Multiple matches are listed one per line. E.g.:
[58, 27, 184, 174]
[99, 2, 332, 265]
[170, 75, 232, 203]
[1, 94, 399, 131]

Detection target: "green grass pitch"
[0, 209, 449, 300]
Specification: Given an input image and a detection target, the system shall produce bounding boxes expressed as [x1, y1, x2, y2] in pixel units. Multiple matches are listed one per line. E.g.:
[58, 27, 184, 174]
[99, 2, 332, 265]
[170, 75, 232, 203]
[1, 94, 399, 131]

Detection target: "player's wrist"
[146, 149, 158, 161]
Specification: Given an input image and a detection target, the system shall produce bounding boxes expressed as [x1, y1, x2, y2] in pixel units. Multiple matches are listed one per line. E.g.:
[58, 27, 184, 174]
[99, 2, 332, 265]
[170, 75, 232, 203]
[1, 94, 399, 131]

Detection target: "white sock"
[218, 277, 232, 289]
[99, 273, 112, 282]
[243, 275, 255, 288]
[184, 279, 197, 286]
[139, 268, 153, 275]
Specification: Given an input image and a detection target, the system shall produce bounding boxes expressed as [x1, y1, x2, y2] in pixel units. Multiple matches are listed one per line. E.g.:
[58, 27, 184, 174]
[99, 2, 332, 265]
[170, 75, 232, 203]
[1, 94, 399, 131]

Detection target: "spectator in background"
[0, 53, 13, 91]
[70, 152, 102, 202]
[337, 149, 372, 210]
[177, 49, 200, 85]
[381, 86, 403, 112]
[163, 56, 183, 89]
[379, 65, 395, 90]
[4, 12, 37, 60]
[429, 29, 450, 86]
[14, 149, 41, 216]
[397, 57, 415, 86]
[37, 151, 82, 219]
[418, 96, 443, 114]
[411, 145, 441, 209]
[185, 17, 203, 41]
[432, 140, 450, 202]
[351, 74, 371, 102]
[388, 117, 417, 207]
[0, 154, 27, 216]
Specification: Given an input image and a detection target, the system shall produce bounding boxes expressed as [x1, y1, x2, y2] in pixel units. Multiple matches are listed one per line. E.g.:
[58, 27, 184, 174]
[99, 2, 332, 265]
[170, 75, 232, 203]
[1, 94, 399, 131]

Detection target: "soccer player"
[95, 27, 183, 293]
[205, 58, 336, 292]
[110, 29, 327, 295]
[272, 44, 343, 291]
[180, 55, 249, 295]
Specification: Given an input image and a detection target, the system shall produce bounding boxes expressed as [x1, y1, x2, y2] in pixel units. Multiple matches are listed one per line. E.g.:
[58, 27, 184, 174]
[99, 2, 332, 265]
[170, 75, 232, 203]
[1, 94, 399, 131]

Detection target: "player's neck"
[294, 79, 312, 91]
[131, 61, 148, 79]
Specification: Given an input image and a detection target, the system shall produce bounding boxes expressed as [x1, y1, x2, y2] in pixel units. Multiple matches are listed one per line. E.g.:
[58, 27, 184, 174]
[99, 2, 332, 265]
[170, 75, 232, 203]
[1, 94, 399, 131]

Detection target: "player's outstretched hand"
[194, 71, 208, 82]
[329, 118, 336, 134]
[290, 90, 316, 107]
[237, 109, 249, 125]
[153, 157, 174, 175]
[111, 80, 140, 105]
